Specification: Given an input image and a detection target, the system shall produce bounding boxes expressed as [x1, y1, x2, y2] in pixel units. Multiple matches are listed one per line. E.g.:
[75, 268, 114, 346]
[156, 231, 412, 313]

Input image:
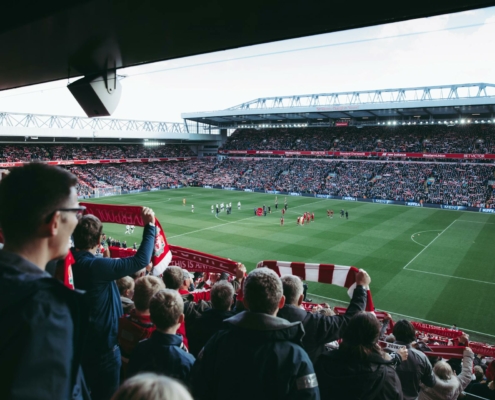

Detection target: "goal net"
[94, 186, 122, 198]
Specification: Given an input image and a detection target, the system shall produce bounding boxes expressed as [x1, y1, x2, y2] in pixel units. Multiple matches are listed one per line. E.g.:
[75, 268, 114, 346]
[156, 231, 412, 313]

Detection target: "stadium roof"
[182, 83, 495, 128]
[1, 1, 495, 91]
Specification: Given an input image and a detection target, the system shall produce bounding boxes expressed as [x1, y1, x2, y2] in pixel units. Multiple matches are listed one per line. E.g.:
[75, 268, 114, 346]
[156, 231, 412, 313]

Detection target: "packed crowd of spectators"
[0, 143, 196, 162]
[3, 163, 495, 400]
[221, 125, 495, 154]
[67, 158, 495, 207]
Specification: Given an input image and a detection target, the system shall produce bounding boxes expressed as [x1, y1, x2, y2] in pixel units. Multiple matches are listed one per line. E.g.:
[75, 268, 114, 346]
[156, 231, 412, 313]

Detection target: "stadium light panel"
[475, 120, 479, 123]
[461, 119, 466, 124]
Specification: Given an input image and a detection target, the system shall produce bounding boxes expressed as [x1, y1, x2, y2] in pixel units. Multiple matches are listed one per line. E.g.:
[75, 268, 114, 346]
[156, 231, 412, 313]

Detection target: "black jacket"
[394, 341, 436, 400]
[315, 349, 403, 400]
[187, 308, 235, 357]
[193, 311, 320, 400]
[277, 285, 367, 362]
[128, 331, 195, 384]
[0, 250, 90, 400]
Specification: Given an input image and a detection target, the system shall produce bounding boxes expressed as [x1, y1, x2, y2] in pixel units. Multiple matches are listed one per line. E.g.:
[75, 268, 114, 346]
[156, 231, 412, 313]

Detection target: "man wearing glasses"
[0, 163, 90, 399]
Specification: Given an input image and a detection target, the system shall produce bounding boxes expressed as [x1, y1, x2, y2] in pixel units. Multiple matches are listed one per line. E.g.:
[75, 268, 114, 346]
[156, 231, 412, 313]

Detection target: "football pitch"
[86, 187, 495, 342]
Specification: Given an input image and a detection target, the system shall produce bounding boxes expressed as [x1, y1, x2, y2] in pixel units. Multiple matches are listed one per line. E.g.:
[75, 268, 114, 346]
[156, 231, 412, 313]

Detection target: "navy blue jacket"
[193, 311, 320, 400]
[128, 331, 195, 384]
[0, 250, 90, 400]
[277, 285, 367, 362]
[187, 308, 235, 357]
[72, 223, 155, 352]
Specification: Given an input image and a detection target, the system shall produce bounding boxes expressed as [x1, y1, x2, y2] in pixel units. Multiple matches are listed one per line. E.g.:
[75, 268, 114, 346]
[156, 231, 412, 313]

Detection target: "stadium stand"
[0, 143, 195, 162]
[221, 125, 495, 154]
[2, 133, 495, 400]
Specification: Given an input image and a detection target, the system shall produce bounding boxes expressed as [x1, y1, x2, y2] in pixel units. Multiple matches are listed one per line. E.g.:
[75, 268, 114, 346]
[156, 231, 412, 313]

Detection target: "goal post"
[94, 186, 122, 198]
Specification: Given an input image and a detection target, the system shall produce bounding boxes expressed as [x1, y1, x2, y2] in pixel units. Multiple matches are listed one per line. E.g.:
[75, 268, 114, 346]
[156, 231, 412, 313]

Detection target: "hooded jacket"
[315, 348, 403, 400]
[192, 311, 320, 400]
[418, 348, 474, 400]
[0, 250, 90, 400]
[127, 330, 195, 384]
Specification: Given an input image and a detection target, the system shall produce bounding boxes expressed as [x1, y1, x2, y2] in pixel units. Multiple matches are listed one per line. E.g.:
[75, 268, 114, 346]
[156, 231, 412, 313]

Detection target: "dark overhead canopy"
[1, 0, 495, 91]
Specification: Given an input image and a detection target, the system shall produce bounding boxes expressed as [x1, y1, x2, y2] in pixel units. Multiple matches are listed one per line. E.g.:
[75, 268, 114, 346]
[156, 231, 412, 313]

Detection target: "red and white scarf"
[257, 260, 374, 311]
[80, 202, 172, 276]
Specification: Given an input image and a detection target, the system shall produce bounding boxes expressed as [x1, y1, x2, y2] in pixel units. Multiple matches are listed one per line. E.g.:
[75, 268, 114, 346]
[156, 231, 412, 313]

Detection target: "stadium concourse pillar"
[220, 129, 228, 142]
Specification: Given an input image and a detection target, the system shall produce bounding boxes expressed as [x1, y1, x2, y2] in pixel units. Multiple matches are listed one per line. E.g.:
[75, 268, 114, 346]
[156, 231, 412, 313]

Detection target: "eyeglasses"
[57, 206, 87, 220]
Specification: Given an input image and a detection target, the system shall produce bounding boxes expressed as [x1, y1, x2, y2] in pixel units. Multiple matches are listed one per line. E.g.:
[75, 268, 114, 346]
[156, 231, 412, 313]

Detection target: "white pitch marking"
[306, 293, 495, 338]
[404, 268, 495, 285]
[403, 220, 457, 270]
[410, 230, 443, 247]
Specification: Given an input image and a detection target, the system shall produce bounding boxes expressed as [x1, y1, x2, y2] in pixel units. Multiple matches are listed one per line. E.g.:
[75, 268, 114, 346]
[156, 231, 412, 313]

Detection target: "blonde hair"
[434, 361, 453, 380]
[133, 276, 165, 311]
[111, 373, 192, 400]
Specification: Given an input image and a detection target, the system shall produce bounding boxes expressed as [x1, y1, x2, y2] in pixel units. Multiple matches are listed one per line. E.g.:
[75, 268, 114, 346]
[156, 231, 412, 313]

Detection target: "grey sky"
[0, 7, 494, 122]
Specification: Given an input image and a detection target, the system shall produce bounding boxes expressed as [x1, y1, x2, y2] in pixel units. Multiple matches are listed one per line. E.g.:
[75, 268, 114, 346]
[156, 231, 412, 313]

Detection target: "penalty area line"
[403, 220, 457, 270]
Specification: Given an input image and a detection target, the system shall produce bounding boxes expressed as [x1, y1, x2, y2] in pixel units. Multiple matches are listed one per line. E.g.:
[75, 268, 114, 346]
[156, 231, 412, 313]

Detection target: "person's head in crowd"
[73, 214, 103, 252]
[243, 267, 285, 315]
[117, 276, 135, 299]
[393, 319, 416, 344]
[181, 270, 192, 291]
[111, 373, 192, 400]
[149, 289, 184, 334]
[0, 163, 80, 266]
[162, 266, 184, 290]
[447, 358, 462, 376]
[133, 276, 165, 313]
[340, 312, 382, 361]
[474, 365, 484, 382]
[281, 275, 304, 306]
[211, 280, 234, 311]
[434, 361, 454, 381]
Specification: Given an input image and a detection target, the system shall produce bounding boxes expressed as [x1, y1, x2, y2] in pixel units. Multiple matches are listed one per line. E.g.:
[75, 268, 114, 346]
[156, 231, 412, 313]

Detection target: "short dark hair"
[244, 268, 283, 314]
[73, 215, 102, 250]
[211, 281, 234, 311]
[0, 163, 77, 244]
[393, 319, 416, 344]
[162, 266, 184, 290]
[150, 289, 183, 330]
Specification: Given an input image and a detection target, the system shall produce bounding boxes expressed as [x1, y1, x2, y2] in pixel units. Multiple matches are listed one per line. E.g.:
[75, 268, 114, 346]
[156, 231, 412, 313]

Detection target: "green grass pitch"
[85, 188, 495, 342]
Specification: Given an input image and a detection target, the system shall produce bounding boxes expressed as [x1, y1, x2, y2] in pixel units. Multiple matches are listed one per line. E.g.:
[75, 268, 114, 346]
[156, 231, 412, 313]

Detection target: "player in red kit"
[282, 208, 285, 216]
[280, 216, 284, 226]
[330, 209, 334, 219]
[311, 213, 315, 221]
[327, 210, 330, 218]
